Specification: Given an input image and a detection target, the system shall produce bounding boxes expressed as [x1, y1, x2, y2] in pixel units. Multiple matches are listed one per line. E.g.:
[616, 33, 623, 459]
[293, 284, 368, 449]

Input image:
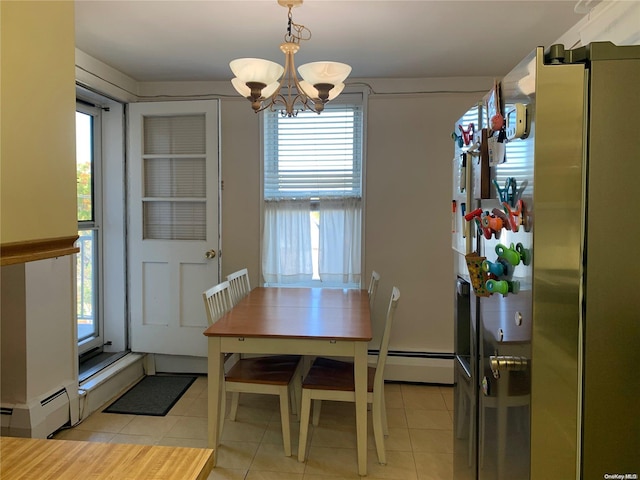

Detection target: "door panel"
[128, 100, 219, 357]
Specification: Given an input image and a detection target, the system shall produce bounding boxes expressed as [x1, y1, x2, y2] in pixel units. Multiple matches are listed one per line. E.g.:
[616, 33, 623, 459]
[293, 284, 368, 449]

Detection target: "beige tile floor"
[53, 376, 453, 480]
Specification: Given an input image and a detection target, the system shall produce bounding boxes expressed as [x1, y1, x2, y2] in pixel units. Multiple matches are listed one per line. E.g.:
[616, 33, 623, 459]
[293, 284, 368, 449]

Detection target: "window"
[142, 114, 207, 240]
[76, 102, 103, 354]
[262, 96, 364, 287]
[494, 103, 533, 195]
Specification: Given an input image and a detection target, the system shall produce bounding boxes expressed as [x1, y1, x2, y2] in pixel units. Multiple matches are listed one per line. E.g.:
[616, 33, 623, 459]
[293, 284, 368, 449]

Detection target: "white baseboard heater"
[370, 350, 454, 385]
[0, 380, 79, 438]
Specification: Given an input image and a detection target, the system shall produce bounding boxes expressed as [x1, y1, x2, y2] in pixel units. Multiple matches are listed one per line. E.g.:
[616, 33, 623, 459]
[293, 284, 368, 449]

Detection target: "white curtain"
[262, 199, 313, 284]
[318, 197, 362, 284]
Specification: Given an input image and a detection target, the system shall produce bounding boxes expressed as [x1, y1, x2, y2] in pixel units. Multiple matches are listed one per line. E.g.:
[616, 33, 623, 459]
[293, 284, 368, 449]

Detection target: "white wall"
[555, 0, 640, 47]
[1, 257, 79, 437]
[365, 88, 487, 355]
[219, 99, 263, 290]
[99, 100, 128, 352]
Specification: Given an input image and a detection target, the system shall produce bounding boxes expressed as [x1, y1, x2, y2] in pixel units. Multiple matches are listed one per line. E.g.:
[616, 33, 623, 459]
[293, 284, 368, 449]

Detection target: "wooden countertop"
[0, 436, 214, 480]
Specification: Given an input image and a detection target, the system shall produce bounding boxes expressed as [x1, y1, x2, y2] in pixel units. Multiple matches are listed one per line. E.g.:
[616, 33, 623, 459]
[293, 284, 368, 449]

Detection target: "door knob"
[205, 249, 216, 259]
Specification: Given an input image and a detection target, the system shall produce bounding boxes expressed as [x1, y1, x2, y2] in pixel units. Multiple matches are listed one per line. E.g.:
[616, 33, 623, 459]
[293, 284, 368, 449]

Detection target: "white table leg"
[208, 338, 223, 465]
[354, 342, 368, 476]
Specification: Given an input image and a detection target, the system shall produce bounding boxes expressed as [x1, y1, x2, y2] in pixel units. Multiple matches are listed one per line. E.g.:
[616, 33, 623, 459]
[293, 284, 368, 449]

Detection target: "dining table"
[203, 286, 373, 475]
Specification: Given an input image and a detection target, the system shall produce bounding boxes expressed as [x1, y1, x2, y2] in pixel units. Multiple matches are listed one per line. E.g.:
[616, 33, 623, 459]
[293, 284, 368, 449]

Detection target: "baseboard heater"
[368, 350, 454, 385]
[0, 381, 78, 438]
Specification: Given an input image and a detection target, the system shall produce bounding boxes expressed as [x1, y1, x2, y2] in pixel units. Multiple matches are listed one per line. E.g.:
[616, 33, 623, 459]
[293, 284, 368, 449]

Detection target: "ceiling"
[74, 1, 588, 83]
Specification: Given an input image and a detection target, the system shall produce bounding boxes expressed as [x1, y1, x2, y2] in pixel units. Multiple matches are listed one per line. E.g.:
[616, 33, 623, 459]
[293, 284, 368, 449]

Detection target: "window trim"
[260, 90, 367, 288]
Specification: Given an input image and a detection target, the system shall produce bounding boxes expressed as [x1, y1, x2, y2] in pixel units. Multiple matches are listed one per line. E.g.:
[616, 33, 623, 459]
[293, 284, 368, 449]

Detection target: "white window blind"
[142, 114, 207, 240]
[494, 103, 534, 196]
[144, 115, 205, 155]
[264, 98, 363, 200]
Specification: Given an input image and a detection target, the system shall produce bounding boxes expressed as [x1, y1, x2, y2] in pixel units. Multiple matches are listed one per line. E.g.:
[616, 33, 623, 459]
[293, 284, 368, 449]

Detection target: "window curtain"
[262, 199, 313, 284]
[318, 197, 362, 284]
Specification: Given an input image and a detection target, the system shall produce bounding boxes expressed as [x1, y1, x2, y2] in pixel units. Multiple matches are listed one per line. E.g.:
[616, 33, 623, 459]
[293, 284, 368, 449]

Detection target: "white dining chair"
[202, 281, 234, 326]
[299, 270, 382, 417]
[297, 286, 400, 465]
[202, 280, 302, 457]
[227, 268, 251, 306]
[368, 270, 381, 310]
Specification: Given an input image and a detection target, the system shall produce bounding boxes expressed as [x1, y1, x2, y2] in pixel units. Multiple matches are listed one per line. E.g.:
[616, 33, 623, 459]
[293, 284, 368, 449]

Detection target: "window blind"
[143, 115, 205, 155]
[142, 113, 207, 240]
[494, 103, 534, 196]
[264, 98, 363, 200]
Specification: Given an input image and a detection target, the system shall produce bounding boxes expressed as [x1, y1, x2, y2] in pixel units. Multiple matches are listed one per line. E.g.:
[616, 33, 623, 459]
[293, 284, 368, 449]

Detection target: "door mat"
[103, 375, 197, 416]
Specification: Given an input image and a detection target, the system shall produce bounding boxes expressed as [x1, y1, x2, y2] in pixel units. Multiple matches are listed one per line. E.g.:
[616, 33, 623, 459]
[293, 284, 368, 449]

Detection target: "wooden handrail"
[1, 235, 79, 266]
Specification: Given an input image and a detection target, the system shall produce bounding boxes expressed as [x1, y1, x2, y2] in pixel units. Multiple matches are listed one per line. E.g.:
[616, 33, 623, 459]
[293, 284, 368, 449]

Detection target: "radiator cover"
[0, 381, 78, 438]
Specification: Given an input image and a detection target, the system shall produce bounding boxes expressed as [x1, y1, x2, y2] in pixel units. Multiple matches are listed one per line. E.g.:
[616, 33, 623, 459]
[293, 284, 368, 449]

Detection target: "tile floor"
[53, 376, 453, 480]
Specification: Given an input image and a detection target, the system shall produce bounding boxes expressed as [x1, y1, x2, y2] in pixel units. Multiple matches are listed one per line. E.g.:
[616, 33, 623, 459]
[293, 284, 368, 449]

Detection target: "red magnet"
[502, 200, 525, 232]
[459, 123, 475, 146]
[464, 208, 483, 222]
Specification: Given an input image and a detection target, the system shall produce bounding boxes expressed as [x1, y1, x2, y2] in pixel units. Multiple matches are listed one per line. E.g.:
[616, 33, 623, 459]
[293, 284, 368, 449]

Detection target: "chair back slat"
[227, 268, 251, 306]
[202, 280, 233, 326]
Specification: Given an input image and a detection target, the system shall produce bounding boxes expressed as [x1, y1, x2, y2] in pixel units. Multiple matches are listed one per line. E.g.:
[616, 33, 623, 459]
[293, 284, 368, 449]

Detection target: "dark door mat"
[103, 375, 197, 416]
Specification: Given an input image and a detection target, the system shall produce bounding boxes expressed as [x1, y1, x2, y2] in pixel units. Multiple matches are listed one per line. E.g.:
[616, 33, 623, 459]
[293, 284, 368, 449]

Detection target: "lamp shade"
[230, 58, 284, 84]
[299, 81, 345, 101]
[231, 77, 251, 97]
[232, 78, 280, 99]
[298, 61, 351, 86]
[261, 81, 281, 99]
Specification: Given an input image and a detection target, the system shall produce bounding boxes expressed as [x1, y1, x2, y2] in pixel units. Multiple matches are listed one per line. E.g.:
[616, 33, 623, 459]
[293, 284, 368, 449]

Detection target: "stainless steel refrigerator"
[453, 42, 640, 480]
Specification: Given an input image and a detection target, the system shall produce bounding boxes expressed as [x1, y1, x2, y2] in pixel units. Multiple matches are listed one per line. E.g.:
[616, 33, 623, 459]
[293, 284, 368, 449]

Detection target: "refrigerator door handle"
[456, 279, 470, 296]
[490, 354, 529, 379]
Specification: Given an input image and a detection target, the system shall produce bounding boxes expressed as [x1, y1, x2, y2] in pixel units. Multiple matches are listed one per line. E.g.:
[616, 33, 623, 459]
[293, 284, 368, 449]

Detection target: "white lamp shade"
[298, 61, 351, 86]
[299, 81, 345, 101]
[232, 78, 281, 99]
[230, 58, 284, 84]
[231, 77, 251, 97]
[261, 81, 281, 99]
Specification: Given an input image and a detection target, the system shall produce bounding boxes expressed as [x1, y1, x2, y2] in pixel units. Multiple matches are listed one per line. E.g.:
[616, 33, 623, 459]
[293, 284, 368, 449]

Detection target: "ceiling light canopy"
[229, 0, 351, 117]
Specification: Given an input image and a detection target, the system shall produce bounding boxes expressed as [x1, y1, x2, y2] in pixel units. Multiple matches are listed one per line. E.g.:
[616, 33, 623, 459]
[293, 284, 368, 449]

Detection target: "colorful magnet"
[490, 113, 504, 132]
[486, 279, 520, 296]
[495, 242, 521, 266]
[459, 123, 475, 146]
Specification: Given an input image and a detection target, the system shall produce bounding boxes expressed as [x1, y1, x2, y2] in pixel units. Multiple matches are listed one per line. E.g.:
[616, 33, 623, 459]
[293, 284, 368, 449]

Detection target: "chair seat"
[302, 357, 375, 392]
[226, 355, 301, 385]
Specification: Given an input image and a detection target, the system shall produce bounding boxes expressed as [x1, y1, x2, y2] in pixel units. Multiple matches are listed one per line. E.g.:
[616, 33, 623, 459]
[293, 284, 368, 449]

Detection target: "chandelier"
[229, 0, 352, 117]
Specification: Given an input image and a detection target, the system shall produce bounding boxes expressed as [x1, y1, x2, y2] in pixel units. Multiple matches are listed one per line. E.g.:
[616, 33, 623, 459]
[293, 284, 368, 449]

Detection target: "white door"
[128, 100, 219, 357]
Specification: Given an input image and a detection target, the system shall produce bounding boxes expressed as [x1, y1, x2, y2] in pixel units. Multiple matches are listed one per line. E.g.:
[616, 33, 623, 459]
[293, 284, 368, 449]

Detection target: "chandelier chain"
[284, 6, 311, 45]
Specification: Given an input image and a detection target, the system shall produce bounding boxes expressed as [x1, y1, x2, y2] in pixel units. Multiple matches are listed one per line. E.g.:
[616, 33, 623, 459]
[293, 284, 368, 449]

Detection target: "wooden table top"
[0, 436, 214, 480]
[203, 287, 372, 341]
